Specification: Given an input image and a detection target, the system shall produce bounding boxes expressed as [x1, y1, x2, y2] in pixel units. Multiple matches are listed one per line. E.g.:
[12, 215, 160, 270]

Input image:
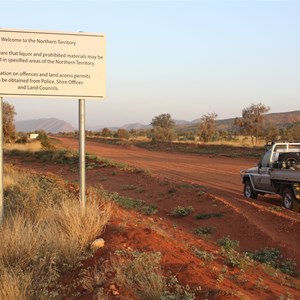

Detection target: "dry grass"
[4, 164, 17, 189]
[0, 165, 112, 299]
[0, 268, 32, 300]
[205, 138, 265, 147]
[46, 190, 112, 264]
[4, 140, 42, 152]
[0, 213, 44, 269]
[175, 135, 265, 147]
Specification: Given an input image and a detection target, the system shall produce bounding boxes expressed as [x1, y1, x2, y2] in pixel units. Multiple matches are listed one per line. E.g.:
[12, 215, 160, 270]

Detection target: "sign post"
[79, 99, 86, 212]
[0, 28, 106, 221]
[0, 98, 3, 224]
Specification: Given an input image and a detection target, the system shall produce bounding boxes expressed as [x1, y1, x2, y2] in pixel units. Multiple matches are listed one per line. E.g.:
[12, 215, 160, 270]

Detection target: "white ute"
[241, 142, 300, 211]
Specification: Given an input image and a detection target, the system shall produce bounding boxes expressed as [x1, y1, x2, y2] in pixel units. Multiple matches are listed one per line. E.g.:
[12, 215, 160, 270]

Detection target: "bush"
[36, 131, 54, 149]
[15, 132, 29, 144]
[192, 247, 215, 262]
[194, 226, 214, 236]
[246, 247, 281, 268]
[217, 236, 239, 252]
[246, 247, 297, 276]
[171, 206, 194, 217]
[222, 249, 243, 268]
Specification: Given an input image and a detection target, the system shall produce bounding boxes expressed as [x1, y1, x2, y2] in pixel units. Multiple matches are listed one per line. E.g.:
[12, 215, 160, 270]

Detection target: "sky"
[1, 0, 300, 129]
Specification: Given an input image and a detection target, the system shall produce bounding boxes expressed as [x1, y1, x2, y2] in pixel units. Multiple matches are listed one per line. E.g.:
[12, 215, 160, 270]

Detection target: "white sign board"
[0, 29, 105, 99]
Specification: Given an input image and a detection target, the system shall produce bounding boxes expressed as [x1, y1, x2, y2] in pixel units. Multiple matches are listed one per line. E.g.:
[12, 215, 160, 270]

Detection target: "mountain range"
[15, 118, 75, 133]
[15, 110, 300, 133]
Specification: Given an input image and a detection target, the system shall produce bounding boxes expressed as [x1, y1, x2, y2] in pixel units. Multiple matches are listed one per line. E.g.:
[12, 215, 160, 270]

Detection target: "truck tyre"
[279, 153, 300, 168]
[282, 188, 295, 210]
[244, 180, 258, 199]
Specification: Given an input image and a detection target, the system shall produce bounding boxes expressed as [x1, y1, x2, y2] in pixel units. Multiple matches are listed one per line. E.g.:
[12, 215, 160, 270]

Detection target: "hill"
[15, 118, 75, 133]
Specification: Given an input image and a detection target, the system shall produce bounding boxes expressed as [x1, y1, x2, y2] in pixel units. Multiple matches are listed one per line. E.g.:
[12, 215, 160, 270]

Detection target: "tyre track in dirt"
[57, 137, 300, 265]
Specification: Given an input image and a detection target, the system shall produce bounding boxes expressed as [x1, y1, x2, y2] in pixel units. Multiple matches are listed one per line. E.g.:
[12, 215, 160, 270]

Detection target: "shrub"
[171, 206, 194, 217]
[192, 247, 215, 262]
[217, 236, 239, 252]
[194, 226, 214, 236]
[36, 131, 54, 149]
[223, 249, 243, 268]
[246, 247, 281, 268]
[246, 247, 297, 276]
[279, 259, 297, 276]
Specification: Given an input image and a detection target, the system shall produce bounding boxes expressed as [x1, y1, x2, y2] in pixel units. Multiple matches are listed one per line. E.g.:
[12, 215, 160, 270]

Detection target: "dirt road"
[58, 137, 252, 197]
[57, 137, 300, 265]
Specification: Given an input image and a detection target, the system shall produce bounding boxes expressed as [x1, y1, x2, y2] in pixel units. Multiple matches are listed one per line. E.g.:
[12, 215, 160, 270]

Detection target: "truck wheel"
[282, 188, 295, 210]
[244, 180, 258, 199]
[279, 153, 300, 168]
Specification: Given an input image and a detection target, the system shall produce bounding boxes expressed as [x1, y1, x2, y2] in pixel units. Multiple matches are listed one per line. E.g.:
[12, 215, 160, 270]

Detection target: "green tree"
[150, 113, 176, 142]
[101, 127, 112, 137]
[3, 101, 17, 143]
[16, 132, 29, 144]
[218, 129, 228, 141]
[117, 128, 129, 139]
[36, 130, 53, 149]
[198, 112, 218, 142]
[285, 122, 300, 141]
[234, 103, 270, 144]
[264, 124, 279, 142]
[129, 129, 137, 139]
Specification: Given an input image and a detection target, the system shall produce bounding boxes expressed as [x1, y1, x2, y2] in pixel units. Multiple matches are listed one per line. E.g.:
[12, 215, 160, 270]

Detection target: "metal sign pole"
[79, 99, 86, 213]
[0, 97, 3, 225]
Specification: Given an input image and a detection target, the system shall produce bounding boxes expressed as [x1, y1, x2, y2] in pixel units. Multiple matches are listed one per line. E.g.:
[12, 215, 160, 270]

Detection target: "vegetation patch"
[106, 191, 157, 216]
[195, 212, 224, 220]
[1, 165, 111, 299]
[113, 250, 198, 299]
[171, 206, 194, 217]
[194, 226, 214, 236]
[246, 247, 297, 276]
[268, 205, 284, 212]
[192, 247, 215, 262]
[217, 236, 239, 252]
[121, 184, 138, 191]
[4, 148, 149, 175]
[137, 141, 263, 159]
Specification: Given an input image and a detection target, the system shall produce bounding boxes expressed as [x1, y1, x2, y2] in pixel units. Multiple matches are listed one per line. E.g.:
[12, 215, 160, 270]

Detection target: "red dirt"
[56, 137, 300, 262]
[5, 137, 300, 299]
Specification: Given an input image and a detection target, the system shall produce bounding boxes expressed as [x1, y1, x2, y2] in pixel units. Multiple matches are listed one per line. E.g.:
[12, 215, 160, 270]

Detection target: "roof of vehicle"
[265, 141, 300, 152]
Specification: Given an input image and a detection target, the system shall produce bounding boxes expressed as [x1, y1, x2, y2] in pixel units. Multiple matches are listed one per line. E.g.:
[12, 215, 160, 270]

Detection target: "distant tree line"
[3, 101, 300, 146]
[70, 103, 300, 144]
[148, 103, 299, 144]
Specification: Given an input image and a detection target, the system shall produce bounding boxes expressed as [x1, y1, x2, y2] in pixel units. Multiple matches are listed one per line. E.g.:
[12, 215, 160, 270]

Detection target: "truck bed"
[270, 168, 300, 182]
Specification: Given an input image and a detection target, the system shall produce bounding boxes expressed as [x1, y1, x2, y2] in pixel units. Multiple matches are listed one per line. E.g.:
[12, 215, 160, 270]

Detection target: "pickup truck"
[241, 142, 300, 212]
